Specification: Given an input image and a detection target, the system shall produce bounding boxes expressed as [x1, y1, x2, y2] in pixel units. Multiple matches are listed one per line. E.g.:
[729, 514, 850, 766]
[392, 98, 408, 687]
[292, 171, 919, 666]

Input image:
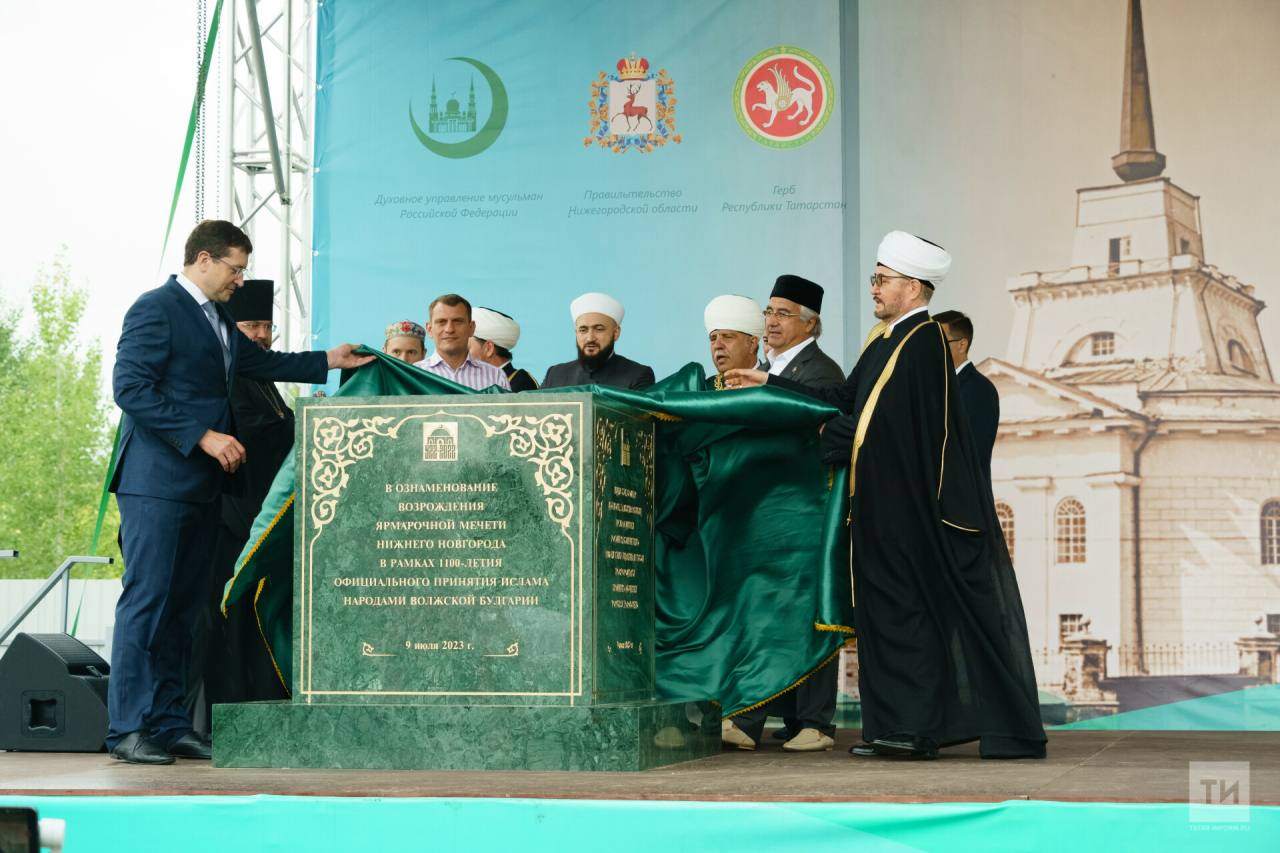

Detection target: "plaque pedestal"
[213, 393, 719, 771]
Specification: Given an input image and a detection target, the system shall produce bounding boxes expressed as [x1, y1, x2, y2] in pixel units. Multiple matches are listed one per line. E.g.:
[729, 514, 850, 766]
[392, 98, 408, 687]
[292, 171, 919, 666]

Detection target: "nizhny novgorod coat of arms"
[584, 53, 681, 153]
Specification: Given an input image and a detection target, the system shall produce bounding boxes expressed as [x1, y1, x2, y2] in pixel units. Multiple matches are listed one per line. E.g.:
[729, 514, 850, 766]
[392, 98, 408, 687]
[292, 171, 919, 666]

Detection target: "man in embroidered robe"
[725, 231, 1046, 760]
[703, 295, 764, 390]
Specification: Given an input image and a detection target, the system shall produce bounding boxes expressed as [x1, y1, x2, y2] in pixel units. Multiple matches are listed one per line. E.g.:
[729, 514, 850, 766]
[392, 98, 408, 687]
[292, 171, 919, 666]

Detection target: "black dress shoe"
[110, 731, 175, 765]
[168, 731, 213, 759]
[871, 735, 940, 760]
[848, 742, 877, 757]
[771, 727, 794, 741]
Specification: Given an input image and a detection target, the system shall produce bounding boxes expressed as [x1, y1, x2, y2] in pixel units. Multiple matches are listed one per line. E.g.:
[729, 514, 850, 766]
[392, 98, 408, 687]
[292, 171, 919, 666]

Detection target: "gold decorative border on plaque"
[299, 401, 584, 701]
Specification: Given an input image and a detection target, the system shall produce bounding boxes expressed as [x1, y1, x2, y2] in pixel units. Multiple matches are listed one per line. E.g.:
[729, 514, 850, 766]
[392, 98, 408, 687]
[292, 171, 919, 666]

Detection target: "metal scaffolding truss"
[222, 0, 315, 360]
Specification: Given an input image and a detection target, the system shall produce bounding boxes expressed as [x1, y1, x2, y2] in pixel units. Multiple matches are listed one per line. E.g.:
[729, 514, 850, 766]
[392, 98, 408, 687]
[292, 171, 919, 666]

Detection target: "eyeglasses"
[762, 308, 801, 320]
[237, 322, 277, 333]
[869, 273, 914, 288]
[212, 255, 252, 278]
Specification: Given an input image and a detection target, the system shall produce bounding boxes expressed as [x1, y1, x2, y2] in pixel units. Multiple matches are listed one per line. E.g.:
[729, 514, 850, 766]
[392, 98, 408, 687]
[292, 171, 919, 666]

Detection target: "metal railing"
[0, 556, 114, 645]
[1117, 643, 1240, 677]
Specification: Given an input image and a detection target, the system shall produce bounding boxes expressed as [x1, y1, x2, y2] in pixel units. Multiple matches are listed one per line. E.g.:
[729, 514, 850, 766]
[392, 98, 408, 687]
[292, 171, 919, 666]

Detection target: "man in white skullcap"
[541, 292, 655, 390]
[467, 307, 539, 391]
[724, 232, 1046, 762]
[703, 295, 764, 390]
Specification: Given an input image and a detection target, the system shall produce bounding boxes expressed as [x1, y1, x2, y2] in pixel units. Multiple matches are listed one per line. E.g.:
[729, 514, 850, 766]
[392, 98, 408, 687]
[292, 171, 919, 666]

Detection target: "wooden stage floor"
[2, 729, 1277, 805]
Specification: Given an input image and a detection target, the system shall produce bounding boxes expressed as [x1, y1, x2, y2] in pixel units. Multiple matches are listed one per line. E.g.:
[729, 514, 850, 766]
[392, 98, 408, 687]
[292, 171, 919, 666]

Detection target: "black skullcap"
[770, 274, 824, 314]
[227, 280, 274, 322]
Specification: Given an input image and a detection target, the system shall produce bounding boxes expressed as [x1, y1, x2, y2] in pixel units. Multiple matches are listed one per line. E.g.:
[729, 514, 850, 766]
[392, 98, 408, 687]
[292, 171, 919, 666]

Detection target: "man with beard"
[758, 275, 844, 389]
[703, 295, 764, 390]
[724, 231, 1046, 761]
[414, 295, 511, 391]
[468, 307, 539, 391]
[541, 293, 655, 390]
[186, 280, 293, 732]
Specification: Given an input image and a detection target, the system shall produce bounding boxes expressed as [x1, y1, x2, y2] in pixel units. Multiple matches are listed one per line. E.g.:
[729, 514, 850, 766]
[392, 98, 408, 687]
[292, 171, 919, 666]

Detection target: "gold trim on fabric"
[713, 374, 725, 391]
[814, 622, 855, 634]
[942, 519, 980, 533]
[648, 411, 685, 422]
[848, 322, 932, 497]
[221, 492, 295, 616]
[935, 322, 948, 500]
[863, 321, 889, 352]
[254, 576, 291, 698]
[725, 644, 846, 719]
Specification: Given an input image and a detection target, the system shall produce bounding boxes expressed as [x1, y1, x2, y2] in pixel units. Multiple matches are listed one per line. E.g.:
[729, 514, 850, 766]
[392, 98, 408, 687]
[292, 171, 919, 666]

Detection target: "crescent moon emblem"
[409, 57, 508, 159]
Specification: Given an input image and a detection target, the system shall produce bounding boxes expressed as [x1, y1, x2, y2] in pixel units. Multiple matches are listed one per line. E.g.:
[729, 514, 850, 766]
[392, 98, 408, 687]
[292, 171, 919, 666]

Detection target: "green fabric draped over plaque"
[222, 347, 854, 717]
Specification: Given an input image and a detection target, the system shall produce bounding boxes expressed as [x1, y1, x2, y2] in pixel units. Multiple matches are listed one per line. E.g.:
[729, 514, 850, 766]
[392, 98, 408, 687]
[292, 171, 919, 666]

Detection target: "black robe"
[186, 375, 295, 731]
[541, 353, 655, 390]
[503, 362, 540, 392]
[769, 310, 1045, 758]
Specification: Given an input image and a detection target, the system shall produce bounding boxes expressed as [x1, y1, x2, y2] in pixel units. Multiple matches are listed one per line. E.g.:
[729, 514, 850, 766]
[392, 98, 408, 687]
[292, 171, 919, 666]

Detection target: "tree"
[0, 254, 124, 579]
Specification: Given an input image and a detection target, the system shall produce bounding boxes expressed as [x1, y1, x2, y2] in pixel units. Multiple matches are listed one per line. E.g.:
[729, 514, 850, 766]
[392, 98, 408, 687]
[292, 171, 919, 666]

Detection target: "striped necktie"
[202, 301, 232, 377]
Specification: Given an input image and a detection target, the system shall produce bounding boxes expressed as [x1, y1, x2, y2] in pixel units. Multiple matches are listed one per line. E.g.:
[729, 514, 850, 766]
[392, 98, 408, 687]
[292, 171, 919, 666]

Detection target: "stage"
[1, 730, 1277, 851]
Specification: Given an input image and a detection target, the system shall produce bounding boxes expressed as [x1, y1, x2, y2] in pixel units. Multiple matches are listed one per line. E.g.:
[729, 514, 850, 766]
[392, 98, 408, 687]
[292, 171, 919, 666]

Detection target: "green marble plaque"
[293, 393, 655, 707]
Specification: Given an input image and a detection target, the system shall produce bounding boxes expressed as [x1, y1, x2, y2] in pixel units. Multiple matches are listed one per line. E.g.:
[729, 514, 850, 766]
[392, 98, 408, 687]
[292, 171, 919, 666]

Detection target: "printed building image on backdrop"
[976, 0, 1280, 720]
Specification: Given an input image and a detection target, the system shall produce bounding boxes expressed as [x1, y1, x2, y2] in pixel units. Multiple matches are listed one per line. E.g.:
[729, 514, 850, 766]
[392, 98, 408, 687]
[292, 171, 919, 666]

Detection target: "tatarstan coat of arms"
[584, 53, 681, 153]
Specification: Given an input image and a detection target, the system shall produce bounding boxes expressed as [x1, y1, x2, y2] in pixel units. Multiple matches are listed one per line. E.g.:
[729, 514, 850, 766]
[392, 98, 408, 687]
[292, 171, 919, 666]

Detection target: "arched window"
[995, 501, 1015, 561]
[1227, 340, 1257, 376]
[1056, 498, 1087, 564]
[1263, 501, 1280, 566]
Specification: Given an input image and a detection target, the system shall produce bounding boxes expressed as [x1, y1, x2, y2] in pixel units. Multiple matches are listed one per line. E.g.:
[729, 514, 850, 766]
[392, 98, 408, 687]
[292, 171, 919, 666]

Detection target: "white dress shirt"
[175, 272, 228, 348]
[767, 337, 815, 376]
[955, 359, 972, 376]
[888, 305, 929, 334]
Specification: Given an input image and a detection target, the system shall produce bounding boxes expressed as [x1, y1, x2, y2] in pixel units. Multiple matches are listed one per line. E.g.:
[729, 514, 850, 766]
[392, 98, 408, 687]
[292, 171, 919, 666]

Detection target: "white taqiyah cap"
[570, 292, 625, 325]
[704, 295, 765, 337]
[876, 231, 952, 285]
[472, 307, 520, 350]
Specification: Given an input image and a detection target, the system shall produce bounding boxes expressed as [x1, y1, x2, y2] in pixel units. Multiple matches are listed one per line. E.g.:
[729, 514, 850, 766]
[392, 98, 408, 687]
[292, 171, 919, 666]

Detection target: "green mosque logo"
[410, 57, 508, 159]
[428, 77, 477, 134]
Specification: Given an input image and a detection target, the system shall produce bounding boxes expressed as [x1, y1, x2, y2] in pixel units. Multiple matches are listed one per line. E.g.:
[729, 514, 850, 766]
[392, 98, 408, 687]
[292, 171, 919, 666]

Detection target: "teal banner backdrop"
[312, 0, 853, 390]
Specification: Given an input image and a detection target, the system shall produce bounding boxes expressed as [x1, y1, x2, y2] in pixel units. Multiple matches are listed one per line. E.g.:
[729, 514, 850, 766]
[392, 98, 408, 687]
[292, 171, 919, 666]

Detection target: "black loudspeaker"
[0, 633, 110, 752]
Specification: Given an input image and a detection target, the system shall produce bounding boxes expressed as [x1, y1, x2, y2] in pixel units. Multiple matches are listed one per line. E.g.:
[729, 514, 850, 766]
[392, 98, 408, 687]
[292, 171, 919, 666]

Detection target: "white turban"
[876, 231, 952, 285]
[570, 292, 625, 325]
[704, 295, 765, 337]
[472, 307, 520, 350]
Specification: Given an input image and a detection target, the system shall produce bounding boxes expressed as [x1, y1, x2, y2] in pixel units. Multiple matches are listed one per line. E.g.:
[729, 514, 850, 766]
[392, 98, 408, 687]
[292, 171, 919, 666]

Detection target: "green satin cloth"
[223, 347, 854, 715]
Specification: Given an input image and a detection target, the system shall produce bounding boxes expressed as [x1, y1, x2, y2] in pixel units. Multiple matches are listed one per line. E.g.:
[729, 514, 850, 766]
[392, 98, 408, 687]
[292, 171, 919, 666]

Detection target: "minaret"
[1111, 0, 1166, 182]
[429, 76, 438, 123]
[468, 76, 477, 126]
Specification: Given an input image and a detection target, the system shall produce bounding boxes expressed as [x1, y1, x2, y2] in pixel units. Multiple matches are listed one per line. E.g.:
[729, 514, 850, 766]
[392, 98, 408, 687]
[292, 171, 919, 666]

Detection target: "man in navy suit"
[934, 311, 1000, 486]
[108, 220, 372, 764]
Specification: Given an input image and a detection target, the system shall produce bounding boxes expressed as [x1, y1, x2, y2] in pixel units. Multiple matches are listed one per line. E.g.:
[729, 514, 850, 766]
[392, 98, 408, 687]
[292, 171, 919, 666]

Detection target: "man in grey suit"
[759, 275, 844, 389]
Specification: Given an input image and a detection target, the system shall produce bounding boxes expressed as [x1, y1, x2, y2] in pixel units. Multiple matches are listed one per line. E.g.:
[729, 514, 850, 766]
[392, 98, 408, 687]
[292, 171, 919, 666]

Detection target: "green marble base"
[212, 700, 720, 772]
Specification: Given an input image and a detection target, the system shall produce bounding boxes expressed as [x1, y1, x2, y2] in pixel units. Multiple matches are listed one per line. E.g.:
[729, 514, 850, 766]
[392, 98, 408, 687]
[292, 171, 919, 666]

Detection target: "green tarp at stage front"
[1056, 683, 1280, 731]
[1, 796, 1273, 853]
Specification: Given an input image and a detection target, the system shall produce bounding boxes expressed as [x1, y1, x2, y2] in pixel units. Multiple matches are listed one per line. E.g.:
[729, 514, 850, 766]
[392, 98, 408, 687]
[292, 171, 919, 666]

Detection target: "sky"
[1, 0, 1277, 390]
[0, 1, 206, 386]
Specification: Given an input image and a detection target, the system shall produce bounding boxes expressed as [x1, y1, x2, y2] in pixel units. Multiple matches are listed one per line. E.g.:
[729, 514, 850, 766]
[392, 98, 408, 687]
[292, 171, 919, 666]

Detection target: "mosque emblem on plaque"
[422, 422, 459, 462]
[733, 46, 834, 149]
[584, 53, 682, 153]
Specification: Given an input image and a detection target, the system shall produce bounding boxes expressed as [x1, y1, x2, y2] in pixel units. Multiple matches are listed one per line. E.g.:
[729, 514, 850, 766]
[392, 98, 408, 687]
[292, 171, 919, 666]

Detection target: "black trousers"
[107, 494, 219, 750]
[731, 655, 838, 742]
